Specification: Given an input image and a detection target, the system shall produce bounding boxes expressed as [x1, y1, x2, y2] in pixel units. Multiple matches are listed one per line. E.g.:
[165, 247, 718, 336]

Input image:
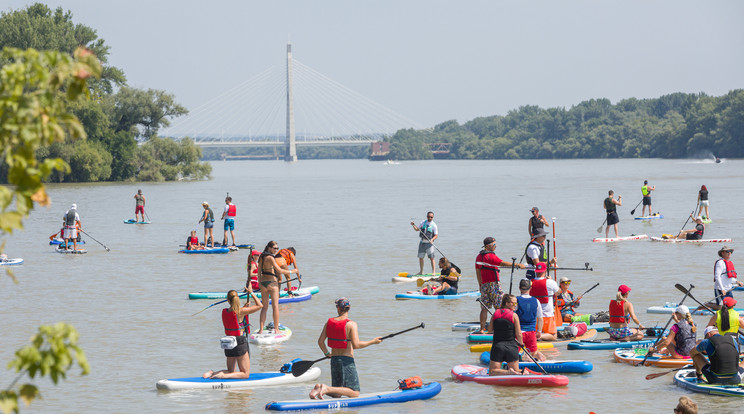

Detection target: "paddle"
[411, 218, 446, 258]
[417, 277, 441, 287]
[675, 207, 697, 238]
[475, 298, 551, 375]
[674, 284, 744, 337]
[291, 323, 425, 377]
[561, 283, 600, 310]
[629, 199, 643, 216]
[508, 257, 516, 295]
[144, 210, 151, 222]
[49, 230, 61, 240]
[636, 284, 694, 367]
[191, 276, 301, 316]
[645, 365, 693, 380]
[596, 218, 607, 234]
[551, 218, 557, 280]
[79, 229, 110, 252]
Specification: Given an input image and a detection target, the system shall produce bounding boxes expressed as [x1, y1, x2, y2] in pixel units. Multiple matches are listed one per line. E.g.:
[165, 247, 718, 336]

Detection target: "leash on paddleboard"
[674, 284, 744, 338]
[637, 284, 694, 367]
[629, 199, 643, 216]
[79, 229, 110, 252]
[291, 323, 425, 377]
[475, 298, 550, 376]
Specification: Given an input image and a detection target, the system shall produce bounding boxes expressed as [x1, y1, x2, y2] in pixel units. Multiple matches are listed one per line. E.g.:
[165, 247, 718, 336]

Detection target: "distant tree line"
[0, 3, 210, 182]
[385, 90, 744, 160]
[201, 145, 368, 161]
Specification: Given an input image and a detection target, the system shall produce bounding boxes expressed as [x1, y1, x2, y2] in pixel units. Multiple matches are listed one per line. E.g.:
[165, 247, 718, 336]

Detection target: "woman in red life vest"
[202, 289, 262, 379]
[245, 250, 260, 292]
[257, 241, 298, 334]
[488, 294, 525, 376]
[309, 298, 382, 399]
[607, 285, 645, 341]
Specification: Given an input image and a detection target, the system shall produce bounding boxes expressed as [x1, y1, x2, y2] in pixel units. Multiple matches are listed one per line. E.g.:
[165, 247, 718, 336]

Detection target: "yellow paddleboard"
[470, 342, 554, 352]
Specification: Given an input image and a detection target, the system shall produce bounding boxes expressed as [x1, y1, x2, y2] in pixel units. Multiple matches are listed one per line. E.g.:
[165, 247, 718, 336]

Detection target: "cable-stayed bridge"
[160, 44, 425, 161]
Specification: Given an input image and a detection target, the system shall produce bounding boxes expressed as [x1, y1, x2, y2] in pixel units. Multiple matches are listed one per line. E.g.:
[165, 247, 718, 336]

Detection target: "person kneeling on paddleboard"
[607, 285, 645, 341]
[309, 298, 382, 399]
[488, 294, 526, 376]
[689, 326, 744, 385]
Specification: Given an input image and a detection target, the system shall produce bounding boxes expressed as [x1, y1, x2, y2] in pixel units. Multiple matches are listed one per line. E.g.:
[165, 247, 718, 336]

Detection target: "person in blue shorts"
[221, 196, 237, 246]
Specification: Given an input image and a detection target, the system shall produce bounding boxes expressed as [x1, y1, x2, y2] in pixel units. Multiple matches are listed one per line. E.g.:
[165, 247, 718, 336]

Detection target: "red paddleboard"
[451, 364, 568, 387]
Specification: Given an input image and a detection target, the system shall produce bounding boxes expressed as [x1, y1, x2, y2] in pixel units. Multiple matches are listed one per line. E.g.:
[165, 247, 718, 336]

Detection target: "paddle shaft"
[675, 284, 744, 337]
[645, 366, 690, 380]
[552, 217, 557, 279]
[79, 229, 110, 251]
[191, 277, 300, 316]
[676, 207, 697, 236]
[418, 227, 446, 258]
[508, 257, 516, 295]
[639, 284, 693, 366]
[629, 199, 643, 215]
[562, 282, 599, 309]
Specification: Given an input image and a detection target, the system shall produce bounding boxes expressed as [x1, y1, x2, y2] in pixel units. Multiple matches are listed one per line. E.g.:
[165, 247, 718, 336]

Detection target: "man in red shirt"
[476, 237, 524, 334]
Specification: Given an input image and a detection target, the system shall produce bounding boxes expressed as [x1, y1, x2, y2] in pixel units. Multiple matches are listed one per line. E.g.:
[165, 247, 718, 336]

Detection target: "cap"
[695, 216, 703, 222]
[703, 326, 718, 336]
[71, 203, 77, 209]
[483, 237, 496, 247]
[335, 297, 350, 309]
[250, 250, 260, 256]
[718, 246, 734, 257]
[723, 297, 737, 308]
[531, 228, 548, 238]
[618, 285, 631, 295]
[519, 279, 531, 291]
[559, 277, 570, 283]
[202, 201, 209, 206]
[674, 305, 689, 315]
[530, 207, 539, 212]
[644, 180, 648, 185]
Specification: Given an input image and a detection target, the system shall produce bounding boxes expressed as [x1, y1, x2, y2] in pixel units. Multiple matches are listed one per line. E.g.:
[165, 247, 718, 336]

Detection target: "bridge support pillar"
[285, 43, 297, 162]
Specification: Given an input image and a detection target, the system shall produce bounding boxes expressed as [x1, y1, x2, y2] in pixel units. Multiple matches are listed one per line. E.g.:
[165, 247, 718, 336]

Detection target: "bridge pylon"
[285, 43, 297, 162]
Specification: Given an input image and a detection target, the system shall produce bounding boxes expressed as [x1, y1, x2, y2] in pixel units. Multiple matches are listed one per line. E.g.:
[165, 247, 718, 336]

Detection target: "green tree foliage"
[383, 91, 744, 160]
[0, 46, 97, 413]
[111, 87, 187, 139]
[135, 137, 211, 181]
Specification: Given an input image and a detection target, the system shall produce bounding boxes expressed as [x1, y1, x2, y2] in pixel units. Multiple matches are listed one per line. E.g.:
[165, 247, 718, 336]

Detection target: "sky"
[4, 0, 744, 130]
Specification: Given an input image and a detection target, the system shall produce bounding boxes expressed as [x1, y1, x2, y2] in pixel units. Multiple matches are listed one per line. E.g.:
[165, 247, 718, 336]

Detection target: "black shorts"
[490, 341, 519, 363]
[224, 335, 250, 357]
[642, 196, 651, 206]
[606, 211, 619, 225]
[686, 233, 702, 240]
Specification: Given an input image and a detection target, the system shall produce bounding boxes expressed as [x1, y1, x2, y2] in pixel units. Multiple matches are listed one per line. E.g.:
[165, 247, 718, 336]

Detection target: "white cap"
[674, 305, 689, 315]
[703, 326, 718, 336]
[71, 204, 77, 209]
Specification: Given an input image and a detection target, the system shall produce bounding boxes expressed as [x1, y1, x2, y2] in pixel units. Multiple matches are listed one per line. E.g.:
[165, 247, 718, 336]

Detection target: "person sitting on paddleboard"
[607, 285, 645, 341]
[244, 250, 260, 293]
[524, 228, 556, 280]
[697, 185, 710, 220]
[202, 289, 262, 380]
[475, 237, 525, 334]
[516, 279, 547, 362]
[641, 180, 655, 217]
[309, 298, 382, 399]
[705, 297, 744, 337]
[556, 277, 582, 323]
[275, 247, 299, 292]
[410, 212, 438, 275]
[671, 215, 705, 240]
[713, 246, 741, 306]
[423, 258, 460, 295]
[689, 325, 744, 385]
[186, 230, 204, 250]
[133, 189, 146, 222]
[528, 207, 549, 237]
[648, 305, 697, 359]
[257, 241, 298, 334]
[488, 294, 526, 376]
[530, 265, 559, 342]
[604, 190, 622, 239]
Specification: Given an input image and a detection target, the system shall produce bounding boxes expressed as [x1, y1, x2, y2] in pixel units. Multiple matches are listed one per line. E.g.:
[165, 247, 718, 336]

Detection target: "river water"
[1, 158, 742, 413]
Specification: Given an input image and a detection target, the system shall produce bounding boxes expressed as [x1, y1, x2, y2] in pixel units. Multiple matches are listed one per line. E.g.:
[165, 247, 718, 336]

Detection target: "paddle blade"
[645, 371, 671, 380]
[596, 225, 603, 233]
[416, 278, 426, 287]
[291, 358, 328, 377]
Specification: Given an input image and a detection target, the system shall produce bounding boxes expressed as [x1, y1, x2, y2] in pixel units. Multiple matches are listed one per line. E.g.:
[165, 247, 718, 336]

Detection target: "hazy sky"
[5, 1, 744, 129]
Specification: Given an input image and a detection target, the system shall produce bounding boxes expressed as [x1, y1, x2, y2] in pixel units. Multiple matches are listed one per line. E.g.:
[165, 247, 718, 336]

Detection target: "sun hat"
[531, 228, 548, 238]
[718, 246, 734, 257]
[674, 305, 689, 315]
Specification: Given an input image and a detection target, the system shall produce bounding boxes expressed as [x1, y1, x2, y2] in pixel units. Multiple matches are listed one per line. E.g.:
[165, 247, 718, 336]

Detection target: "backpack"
[398, 376, 423, 390]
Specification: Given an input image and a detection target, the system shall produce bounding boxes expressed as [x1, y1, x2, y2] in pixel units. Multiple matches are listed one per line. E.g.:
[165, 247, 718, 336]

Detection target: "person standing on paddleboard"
[524, 228, 555, 280]
[528, 207, 549, 237]
[62, 204, 81, 251]
[607, 285, 645, 341]
[516, 279, 547, 361]
[309, 298, 382, 399]
[410, 212, 438, 275]
[198, 201, 215, 247]
[697, 185, 710, 220]
[488, 294, 526, 376]
[641, 180, 655, 217]
[221, 196, 237, 246]
[475, 237, 524, 334]
[257, 241, 298, 334]
[604, 190, 622, 238]
[202, 289, 262, 380]
[133, 189, 146, 222]
[713, 247, 741, 305]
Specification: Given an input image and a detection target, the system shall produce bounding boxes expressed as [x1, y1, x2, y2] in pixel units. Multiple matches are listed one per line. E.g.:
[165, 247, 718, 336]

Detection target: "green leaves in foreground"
[1, 323, 89, 414]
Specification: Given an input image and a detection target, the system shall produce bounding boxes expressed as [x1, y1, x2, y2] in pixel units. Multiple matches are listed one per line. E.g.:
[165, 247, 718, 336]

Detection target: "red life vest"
[327, 318, 350, 349]
[530, 278, 549, 304]
[556, 290, 574, 309]
[222, 308, 242, 336]
[716, 259, 737, 279]
[609, 300, 627, 324]
[227, 204, 236, 217]
[476, 251, 501, 284]
[188, 236, 198, 246]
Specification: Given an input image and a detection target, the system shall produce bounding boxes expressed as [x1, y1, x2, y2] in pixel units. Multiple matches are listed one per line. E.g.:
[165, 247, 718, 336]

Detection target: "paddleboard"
[249, 325, 292, 345]
[55, 248, 87, 254]
[392, 272, 439, 283]
[567, 338, 656, 350]
[451, 364, 569, 387]
[178, 248, 230, 254]
[540, 328, 598, 347]
[265, 381, 442, 411]
[650, 237, 732, 243]
[188, 286, 320, 300]
[395, 290, 479, 300]
[592, 234, 648, 243]
[634, 214, 664, 220]
[49, 238, 85, 245]
[646, 302, 744, 316]
[0, 258, 23, 266]
[478, 352, 593, 373]
[274, 291, 312, 304]
[123, 219, 151, 224]
[456, 321, 608, 333]
[613, 348, 693, 368]
[156, 367, 321, 391]
[470, 342, 554, 353]
[674, 368, 744, 397]
[211, 242, 255, 249]
[701, 218, 712, 224]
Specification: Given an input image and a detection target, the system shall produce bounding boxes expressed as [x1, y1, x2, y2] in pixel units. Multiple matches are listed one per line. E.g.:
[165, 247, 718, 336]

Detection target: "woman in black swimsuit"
[257, 241, 298, 334]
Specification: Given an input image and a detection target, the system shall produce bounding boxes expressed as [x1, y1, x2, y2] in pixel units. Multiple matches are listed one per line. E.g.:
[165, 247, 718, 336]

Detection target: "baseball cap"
[335, 297, 350, 309]
[530, 207, 539, 212]
[703, 326, 718, 336]
[250, 250, 260, 256]
[519, 279, 531, 291]
[723, 297, 737, 308]
[674, 305, 689, 315]
[483, 237, 496, 247]
[618, 285, 631, 295]
[559, 277, 570, 283]
[71, 204, 77, 209]
[202, 201, 209, 206]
